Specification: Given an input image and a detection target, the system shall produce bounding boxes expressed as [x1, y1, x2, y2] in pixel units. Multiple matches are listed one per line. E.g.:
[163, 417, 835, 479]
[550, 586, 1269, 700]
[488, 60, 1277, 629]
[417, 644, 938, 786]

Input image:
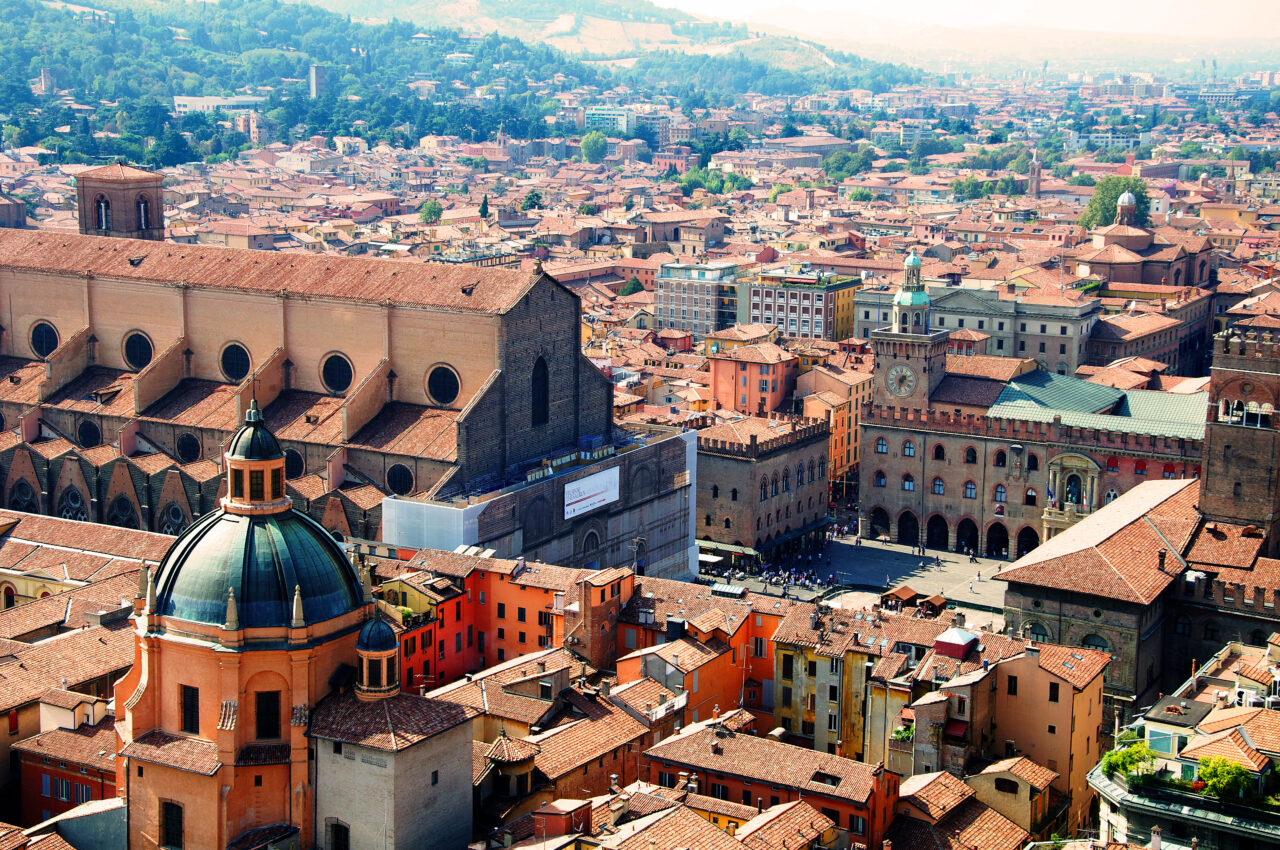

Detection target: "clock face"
[886, 363, 918, 397]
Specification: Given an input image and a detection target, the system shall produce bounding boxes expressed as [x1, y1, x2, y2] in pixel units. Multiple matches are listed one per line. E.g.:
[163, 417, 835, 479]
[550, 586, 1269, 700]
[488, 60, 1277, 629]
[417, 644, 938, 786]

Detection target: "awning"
[698, 553, 724, 563]
[760, 517, 832, 549]
[697, 539, 759, 556]
[943, 718, 969, 740]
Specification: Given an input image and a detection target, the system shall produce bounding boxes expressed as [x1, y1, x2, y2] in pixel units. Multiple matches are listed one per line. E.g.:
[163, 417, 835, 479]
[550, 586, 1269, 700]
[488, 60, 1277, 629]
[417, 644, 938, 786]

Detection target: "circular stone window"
[321, 353, 353, 394]
[77, 419, 101, 448]
[30, 322, 59, 359]
[123, 332, 153, 371]
[284, 449, 304, 480]
[386, 463, 415, 496]
[1032, 599, 1043, 609]
[426, 364, 460, 407]
[175, 432, 201, 464]
[220, 343, 251, 383]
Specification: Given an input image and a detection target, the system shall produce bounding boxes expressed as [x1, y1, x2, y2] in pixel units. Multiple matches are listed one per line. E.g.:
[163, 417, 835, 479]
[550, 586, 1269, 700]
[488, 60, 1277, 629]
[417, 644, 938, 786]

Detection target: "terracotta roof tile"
[121, 730, 221, 775]
[308, 689, 476, 752]
[996, 479, 1198, 604]
[900, 771, 974, 819]
[644, 722, 878, 804]
[600, 805, 742, 850]
[0, 231, 538, 315]
[530, 690, 647, 780]
[1181, 727, 1270, 772]
[0, 622, 134, 713]
[13, 717, 116, 772]
[981, 755, 1058, 789]
[736, 800, 834, 850]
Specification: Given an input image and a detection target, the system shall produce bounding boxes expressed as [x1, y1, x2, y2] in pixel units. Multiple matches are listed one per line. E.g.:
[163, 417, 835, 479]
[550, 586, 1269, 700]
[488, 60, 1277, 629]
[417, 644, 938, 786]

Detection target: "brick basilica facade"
[0, 164, 694, 579]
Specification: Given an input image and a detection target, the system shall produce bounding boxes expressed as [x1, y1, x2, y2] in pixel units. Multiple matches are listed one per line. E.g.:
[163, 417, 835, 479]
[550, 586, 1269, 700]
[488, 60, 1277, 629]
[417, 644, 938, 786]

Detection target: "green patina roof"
[893, 289, 930, 307]
[994, 370, 1123, 414]
[987, 371, 1207, 440]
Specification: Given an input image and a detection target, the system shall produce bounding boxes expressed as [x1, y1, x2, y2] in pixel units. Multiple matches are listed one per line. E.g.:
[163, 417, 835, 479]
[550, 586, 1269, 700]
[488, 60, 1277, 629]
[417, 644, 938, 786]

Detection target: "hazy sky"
[650, 0, 1280, 39]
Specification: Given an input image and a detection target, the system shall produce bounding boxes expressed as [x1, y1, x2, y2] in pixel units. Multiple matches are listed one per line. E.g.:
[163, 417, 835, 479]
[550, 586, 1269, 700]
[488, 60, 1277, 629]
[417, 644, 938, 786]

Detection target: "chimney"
[1158, 549, 1167, 571]
[601, 680, 610, 698]
[1150, 825, 1161, 850]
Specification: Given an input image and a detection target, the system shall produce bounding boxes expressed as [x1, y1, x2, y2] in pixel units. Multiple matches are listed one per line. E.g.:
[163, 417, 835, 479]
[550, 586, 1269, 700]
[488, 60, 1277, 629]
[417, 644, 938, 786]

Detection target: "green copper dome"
[154, 508, 364, 629]
[226, 400, 284, 461]
[893, 288, 931, 307]
[904, 250, 922, 268]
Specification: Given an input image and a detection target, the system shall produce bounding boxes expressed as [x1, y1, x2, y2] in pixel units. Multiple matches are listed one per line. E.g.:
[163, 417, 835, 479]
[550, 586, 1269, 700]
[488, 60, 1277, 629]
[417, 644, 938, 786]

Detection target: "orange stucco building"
[115, 403, 371, 849]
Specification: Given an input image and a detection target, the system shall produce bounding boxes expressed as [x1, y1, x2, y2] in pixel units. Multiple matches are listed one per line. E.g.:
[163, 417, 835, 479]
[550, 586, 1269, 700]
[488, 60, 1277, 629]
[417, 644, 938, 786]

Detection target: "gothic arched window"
[7, 480, 38, 514]
[531, 357, 549, 427]
[107, 495, 139, 529]
[57, 488, 88, 522]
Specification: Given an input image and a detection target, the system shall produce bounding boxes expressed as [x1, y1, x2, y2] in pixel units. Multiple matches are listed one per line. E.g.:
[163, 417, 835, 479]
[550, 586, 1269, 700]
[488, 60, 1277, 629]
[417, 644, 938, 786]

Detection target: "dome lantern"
[223, 400, 291, 517]
[1116, 190, 1137, 226]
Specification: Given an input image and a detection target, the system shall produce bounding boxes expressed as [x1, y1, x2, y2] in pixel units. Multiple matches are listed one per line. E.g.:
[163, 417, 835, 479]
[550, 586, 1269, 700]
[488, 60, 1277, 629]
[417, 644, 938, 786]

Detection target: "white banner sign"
[564, 467, 619, 519]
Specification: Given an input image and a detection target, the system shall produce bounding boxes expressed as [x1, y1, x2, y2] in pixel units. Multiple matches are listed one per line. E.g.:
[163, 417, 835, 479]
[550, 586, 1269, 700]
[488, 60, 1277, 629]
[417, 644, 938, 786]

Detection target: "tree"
[848, 188, 872, 202]
[619, 276, 643, 296]
[1079, 176, 1151, 229]
[1067, 174, 1096, 186]
[1099, 736, 1154, 779]
[1198, 757, 1251, 799]
[146, 129, 196, 167]
[520, 191, 542, 211]
[580, 131, 607, 164]
[478, 194, 489, 218]
[418, 200, 443, 224]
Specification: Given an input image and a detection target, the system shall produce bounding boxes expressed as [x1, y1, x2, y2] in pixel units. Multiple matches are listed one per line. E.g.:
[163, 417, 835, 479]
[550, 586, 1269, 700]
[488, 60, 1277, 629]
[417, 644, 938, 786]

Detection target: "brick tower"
[75, 162, 164, 240]
[1200, 330, 1280, 554]
[869, 249, 949, 411]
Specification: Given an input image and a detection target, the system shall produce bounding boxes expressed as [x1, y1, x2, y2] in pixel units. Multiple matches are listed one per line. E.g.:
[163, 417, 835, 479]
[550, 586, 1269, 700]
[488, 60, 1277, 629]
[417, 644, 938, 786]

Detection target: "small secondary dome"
[356, 617, 398, 653]
[1117, 191, 1137, 207]
[904, 250, 922, 268]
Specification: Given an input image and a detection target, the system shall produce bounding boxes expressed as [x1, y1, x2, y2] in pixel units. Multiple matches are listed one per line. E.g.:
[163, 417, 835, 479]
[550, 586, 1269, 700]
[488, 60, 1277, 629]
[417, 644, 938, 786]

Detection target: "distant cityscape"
[0, 9, 1279, 850]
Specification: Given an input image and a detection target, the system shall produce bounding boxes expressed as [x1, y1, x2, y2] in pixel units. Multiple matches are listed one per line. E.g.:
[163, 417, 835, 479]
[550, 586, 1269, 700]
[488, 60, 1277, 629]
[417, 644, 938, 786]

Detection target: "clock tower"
[870, 249, 949, 410]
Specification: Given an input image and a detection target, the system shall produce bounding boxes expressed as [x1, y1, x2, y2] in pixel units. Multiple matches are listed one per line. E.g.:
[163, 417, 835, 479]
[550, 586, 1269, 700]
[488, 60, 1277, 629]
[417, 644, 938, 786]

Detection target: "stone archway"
[1016, 526, 1040, 558]
[986, 522, 1009, 559]
[897, 511, 919, 546]
[868, 507, 891, 539]
[926, 515, 949, 550]
[956, 518, 979, 554]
